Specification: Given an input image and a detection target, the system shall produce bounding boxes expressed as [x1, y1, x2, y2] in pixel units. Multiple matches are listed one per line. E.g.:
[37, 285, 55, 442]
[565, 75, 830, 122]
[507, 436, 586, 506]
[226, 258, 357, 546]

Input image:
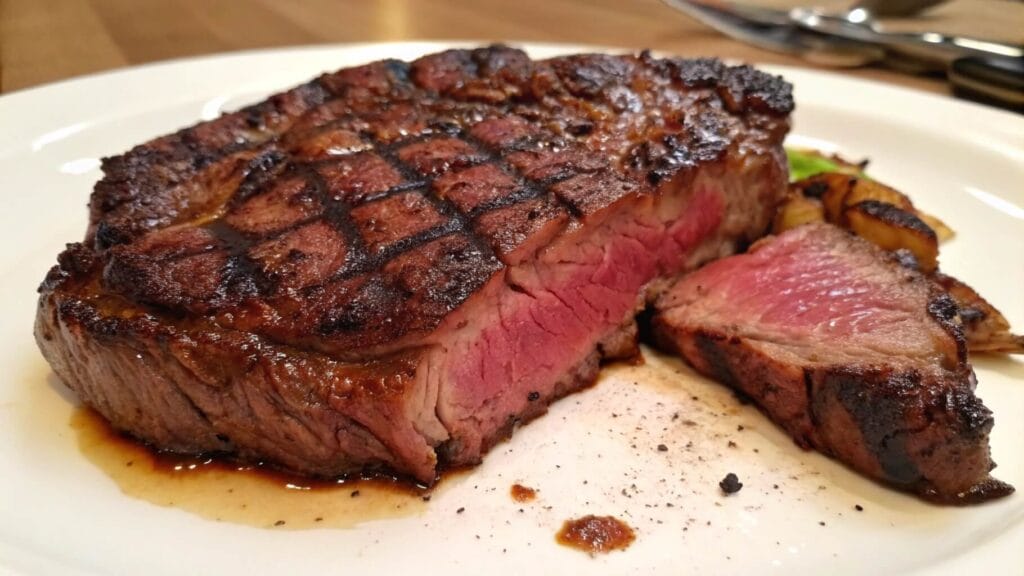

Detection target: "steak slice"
[35, 46, 792, 484]
[652, 223, 1013, 503]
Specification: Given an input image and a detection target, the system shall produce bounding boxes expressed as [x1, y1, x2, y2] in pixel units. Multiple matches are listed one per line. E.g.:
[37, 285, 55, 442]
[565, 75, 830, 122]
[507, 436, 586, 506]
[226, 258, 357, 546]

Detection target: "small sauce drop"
[510, 483, 537, 503]
[71, 407, 427, 529]
[556, 515, 636, 554]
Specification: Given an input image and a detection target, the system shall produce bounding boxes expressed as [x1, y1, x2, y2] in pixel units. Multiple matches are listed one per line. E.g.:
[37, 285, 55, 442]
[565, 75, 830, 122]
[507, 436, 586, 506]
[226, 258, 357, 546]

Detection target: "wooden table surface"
[2, 0, 1022, 97]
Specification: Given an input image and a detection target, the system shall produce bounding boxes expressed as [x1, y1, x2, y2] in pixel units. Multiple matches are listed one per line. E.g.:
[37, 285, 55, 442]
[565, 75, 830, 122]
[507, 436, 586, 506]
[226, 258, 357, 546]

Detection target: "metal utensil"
[949, 55, 1024, 110]
[821, 0, 948, 43]
[852, 0, 948, 18]
[661, 0, 1024, 111]
[790, 7, 1024, 66]
[660, 0, 884, 67]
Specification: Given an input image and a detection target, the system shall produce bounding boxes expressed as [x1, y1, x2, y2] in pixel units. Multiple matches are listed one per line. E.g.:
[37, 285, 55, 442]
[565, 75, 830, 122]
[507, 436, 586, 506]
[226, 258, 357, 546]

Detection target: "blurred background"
[2, 0, 1022, 99]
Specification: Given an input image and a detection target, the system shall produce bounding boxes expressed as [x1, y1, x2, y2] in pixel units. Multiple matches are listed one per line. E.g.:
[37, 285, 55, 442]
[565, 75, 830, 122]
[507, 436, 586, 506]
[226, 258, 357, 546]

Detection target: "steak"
[35, 46, 791, 484]
[652, 223, 1013, 503]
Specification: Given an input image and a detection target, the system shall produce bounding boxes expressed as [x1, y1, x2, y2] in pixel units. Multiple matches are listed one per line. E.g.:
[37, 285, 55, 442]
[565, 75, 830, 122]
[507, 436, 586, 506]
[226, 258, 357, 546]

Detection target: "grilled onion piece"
[773, 192, 825, 234]
[788, 172, 954, 243]
[934, 273, 1024, 354]
[844, 200, 939, 273]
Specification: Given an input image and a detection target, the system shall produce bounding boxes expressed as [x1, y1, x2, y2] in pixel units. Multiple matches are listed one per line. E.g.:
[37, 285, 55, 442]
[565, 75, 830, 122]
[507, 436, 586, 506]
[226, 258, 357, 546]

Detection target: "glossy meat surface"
[36, 46, 791, 481]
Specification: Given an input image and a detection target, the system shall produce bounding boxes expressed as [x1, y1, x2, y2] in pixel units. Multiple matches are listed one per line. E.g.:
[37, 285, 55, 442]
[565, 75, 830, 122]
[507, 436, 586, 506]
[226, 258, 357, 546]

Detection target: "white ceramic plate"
[0, 42, 1021, 576]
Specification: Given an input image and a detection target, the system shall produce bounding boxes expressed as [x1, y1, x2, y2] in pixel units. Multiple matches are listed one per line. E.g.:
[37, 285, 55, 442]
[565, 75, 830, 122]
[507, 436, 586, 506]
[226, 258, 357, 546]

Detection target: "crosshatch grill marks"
[40, 47, 798, 485]
[456, 129, 587, 220]
[302, 163, 372, 279]
[94, 46, 795, 321]
[361, 128, 502, 271]
[357, 120, 595, 269]
[146, 105, 640, 305]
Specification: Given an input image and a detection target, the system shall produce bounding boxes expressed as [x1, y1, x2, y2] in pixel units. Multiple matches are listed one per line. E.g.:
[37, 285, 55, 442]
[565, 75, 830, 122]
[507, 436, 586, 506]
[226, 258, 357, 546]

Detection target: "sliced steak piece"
[35, 46, 792, 484]
[652, 223, 1013, 503]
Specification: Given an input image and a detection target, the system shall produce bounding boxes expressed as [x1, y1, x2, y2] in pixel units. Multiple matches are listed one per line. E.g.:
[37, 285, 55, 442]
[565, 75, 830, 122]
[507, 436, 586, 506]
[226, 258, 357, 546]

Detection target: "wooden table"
[2, 0, 1022, 97]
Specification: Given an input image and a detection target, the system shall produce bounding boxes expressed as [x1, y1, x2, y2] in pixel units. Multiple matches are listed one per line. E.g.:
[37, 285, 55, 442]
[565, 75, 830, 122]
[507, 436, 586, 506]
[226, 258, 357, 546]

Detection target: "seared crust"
[37, 46, 791, 482]
[50, 46, 791, 358]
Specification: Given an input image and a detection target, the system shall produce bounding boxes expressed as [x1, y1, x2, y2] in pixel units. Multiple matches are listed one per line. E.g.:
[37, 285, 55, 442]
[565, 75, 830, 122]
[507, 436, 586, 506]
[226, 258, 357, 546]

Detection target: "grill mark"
[281, 108, 590, 241]
[301, 165, 371, 278]
[457, 133, 549, 216]
[459, 131, 584, 221]
[828, 369, 923, 486]
[203, 219, 274, 297]
[93, 50, 788, 321]
[357, 130, 502, 271]
[359, 179, 430, 202]
[123, 106, 629, 304]
[308, 115, 601, 280]
[227, 149, 290, 208]
[207, 163, 335, 295]
[464, 187, 547, 220]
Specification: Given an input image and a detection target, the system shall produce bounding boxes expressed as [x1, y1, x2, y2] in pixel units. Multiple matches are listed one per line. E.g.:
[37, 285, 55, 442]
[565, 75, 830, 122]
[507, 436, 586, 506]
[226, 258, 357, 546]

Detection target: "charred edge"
[56, 298, 144, 340]
[957, 306, 986, 327]
[245, 79, 332, 132]
[42, 243, 100, 292]
[637, 52, 793, 115]
[938, 477, 1015, 505]
[891, 248, 921, 272]
[94, 220, 135, 251]
[827, 369, 921, 486]
[692, 330, 739, 389]
[854, 200, 937, 241]
[227, 149, 290, 208]
[631, 126, 731, 187]
[945, 381, 995, 442]
[926, 291, 969, 367]
[92, 80, 333, 249]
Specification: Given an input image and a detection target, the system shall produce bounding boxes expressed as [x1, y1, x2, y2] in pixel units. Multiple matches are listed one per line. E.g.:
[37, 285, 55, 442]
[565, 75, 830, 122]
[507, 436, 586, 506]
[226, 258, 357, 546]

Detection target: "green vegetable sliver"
[785, 148, 839, 181]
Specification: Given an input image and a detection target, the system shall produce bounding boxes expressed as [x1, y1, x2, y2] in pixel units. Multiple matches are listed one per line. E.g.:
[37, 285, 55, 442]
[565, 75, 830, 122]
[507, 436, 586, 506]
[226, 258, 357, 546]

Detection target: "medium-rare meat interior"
[34, 46, 792, 484]
[652, 223, 1014, 503]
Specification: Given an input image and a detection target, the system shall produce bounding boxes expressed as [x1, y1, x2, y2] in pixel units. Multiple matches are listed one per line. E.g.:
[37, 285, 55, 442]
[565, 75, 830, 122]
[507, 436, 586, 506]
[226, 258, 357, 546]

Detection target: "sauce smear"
[556, 515, 636, 554]
[510, 483, 537, 502]
[71, 407, 426, 529]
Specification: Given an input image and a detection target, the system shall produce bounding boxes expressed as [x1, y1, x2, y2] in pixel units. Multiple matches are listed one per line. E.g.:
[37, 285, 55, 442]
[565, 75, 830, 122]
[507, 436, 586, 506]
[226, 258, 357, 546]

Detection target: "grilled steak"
[652, 223, 1013, 503]
[35, 46, 791, 484]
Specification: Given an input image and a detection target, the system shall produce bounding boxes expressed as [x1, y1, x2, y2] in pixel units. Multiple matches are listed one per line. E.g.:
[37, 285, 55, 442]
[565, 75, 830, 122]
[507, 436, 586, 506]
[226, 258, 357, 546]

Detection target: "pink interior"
[435, 185, 726, 459]
[662, 225, 943, 362]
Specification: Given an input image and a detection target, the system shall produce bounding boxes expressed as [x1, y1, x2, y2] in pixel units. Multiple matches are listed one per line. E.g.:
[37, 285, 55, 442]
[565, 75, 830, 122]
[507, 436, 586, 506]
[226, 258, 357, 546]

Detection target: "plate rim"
[2, 40, 1022, 128]
[1, 40, 1021, 576]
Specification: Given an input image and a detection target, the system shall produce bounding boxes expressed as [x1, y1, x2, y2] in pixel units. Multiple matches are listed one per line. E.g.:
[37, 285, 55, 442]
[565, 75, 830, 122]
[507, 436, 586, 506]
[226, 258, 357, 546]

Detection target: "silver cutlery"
[839, 0, 949, 20]
[661, 0, 885, 66]
[789, 6, 1023, 66]
[662, 0, 1024, 110]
